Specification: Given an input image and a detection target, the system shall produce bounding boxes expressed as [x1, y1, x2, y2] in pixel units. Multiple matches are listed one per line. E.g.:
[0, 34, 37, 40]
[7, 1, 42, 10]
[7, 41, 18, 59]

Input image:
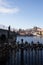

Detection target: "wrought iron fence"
[5, 48, 43, 65]
[0, 43, 43, 65]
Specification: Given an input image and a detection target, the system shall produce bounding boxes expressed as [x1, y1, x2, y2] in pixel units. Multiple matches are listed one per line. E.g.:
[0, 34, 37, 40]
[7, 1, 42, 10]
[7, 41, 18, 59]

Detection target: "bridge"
[0, 25, 16, 38]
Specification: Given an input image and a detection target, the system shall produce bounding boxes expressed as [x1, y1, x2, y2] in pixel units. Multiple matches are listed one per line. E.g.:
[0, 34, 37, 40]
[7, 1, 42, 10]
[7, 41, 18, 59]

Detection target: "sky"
[0, 0, 43, 29]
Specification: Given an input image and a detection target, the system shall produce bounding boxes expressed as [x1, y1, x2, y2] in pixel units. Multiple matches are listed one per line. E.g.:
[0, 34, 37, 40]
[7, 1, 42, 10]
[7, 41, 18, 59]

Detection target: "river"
[16, 36, 43, 44]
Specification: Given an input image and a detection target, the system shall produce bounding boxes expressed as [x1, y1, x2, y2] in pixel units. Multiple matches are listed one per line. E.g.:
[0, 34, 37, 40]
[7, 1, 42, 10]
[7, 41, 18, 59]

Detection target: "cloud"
[0, 7, 19, 14]
[0, 0, 20, 14]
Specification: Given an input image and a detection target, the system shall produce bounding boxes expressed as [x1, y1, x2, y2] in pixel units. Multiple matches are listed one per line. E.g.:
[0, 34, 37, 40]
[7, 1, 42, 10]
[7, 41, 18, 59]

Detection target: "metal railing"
[1, 44, 43, 65]
[0, 42, 43, 65]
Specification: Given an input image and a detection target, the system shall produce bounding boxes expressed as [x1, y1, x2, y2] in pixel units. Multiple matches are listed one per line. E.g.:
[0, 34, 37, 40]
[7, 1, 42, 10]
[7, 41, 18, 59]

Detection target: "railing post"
[21, 39, 24, 65]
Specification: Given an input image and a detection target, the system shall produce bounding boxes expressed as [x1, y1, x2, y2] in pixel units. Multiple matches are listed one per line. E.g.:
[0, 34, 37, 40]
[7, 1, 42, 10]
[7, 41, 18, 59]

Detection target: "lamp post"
[7, 26, 10, 44]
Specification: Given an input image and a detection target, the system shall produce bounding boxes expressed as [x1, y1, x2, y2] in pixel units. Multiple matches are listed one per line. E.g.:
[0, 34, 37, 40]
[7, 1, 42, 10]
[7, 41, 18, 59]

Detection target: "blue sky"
[0, 0, 43, 29]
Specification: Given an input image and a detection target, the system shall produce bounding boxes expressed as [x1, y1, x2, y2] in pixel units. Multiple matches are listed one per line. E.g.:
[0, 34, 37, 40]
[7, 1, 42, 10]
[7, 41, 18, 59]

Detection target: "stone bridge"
[0, 26, 16, 40]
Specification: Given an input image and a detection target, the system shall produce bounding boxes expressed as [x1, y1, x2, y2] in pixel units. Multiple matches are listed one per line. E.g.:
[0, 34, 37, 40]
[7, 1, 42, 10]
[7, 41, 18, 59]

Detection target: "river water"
[16, 36, 43, 44]
[5, 36, 43, 65]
